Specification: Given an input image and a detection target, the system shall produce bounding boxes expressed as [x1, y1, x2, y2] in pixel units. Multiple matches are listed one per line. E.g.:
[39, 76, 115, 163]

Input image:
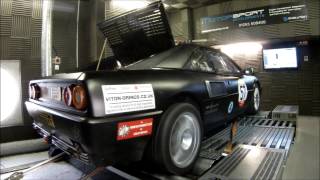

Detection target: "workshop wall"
[222, 41, 320, 115]
[51, 0, 100, 73]
[51, 0, 93, 72]
[51, 0, 77, 73]
[167, 9, 193, 41]
[0, 0, 42, 123]
[0, 0, 42, 141]
[191, 0, 320, 115]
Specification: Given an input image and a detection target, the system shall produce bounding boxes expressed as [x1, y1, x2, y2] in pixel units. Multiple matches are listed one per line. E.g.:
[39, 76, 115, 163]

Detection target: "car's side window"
[219, 54, 241, 73]
[187, 48, 215, 72]
[206, 49, 244, 74]
[187, 48, 241, 74]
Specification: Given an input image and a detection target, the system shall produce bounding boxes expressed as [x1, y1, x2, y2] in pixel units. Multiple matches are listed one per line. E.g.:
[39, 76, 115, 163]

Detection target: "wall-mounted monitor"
[263, 47, 298, 70]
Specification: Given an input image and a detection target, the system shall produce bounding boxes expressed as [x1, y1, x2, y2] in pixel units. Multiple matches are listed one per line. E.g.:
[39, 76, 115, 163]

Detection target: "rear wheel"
[154, 103, 203, 175]
[246, 84, 260, 114]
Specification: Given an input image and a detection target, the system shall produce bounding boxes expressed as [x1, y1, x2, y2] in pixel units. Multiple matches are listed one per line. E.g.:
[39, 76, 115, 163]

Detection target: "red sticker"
[117, 118, 153, 141]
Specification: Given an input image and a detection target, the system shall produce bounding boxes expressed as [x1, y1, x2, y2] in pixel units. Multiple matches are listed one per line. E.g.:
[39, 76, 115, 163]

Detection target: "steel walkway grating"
[251, 151, 284, 180]
[200, 117, 295, 161]
[209, 148, 251, 176]
[200, 145, 286, 180]
[240, 117, 295, 128]
[200, 126, 294, 160]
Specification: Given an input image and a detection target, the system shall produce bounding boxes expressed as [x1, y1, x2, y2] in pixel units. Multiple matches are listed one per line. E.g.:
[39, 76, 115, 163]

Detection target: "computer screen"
[263, 47, 298, 69]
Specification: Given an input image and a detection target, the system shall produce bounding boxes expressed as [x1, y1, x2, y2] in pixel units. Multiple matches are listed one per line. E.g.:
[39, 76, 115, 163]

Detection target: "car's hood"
[97, 1, 174, 66]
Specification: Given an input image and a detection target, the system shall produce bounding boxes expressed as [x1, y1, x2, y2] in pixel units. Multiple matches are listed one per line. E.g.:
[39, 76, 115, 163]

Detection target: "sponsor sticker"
[102, 84, 155, 115]
[117, 118, 153, 141]
[238, 79, 248, 108]
[228, 101, 234, 114]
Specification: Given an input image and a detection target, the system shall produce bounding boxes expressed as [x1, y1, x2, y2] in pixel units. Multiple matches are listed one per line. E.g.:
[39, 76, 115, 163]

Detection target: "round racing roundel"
[238, 79, 248, 108]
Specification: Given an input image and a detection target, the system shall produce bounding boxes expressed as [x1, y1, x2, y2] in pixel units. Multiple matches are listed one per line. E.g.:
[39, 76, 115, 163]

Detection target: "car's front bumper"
[25, 101, 162, 165]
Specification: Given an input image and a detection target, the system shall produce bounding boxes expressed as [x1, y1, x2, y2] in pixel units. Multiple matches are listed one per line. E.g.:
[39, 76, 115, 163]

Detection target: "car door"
[187, 47, 244, 132]
[214, 52, 246, 120]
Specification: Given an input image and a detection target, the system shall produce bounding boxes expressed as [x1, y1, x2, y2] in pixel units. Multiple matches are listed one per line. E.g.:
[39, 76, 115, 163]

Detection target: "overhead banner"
[201, 2, 308, 33]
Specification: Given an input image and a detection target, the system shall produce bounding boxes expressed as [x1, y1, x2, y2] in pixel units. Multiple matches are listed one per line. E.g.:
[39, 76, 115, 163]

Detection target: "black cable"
[52, 46, 58, 57]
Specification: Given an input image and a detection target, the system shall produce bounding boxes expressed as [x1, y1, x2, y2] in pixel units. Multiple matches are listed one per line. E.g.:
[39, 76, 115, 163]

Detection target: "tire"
[48, 145, 63, 157]
[246, 84, 260, 114]
[154, 103, 203, 175]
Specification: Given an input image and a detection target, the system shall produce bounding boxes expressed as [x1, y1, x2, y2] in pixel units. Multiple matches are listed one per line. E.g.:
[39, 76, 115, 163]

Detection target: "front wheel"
[154, 103, 203, 175]
[246, 84, 260, 114]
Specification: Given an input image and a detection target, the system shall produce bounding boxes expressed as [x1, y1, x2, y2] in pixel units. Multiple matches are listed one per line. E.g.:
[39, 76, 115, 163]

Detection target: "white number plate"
[50, 87, 61, 101]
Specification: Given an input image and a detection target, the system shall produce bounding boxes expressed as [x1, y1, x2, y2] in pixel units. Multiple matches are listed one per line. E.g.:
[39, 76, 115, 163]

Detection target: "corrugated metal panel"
[53, 37, 76, 59]
[11, 15, 31, 38]
[29, 57, 41, 70]
[307, 0, 320, 19]
[32, 0, 42, 19]
[298, 87, 313, 101]
[51, 0, 78, 73]
[0, 0, 13, 15]
[58, 57, 76, 72]
[0, 15, 12, 36]
[0, 36, 10, 59]
[12, 0, 32, 16]
[293, 21, 311, 36]
[31, 18, 41, 37]
[219, 1, 233, 13]
[312, 100, 320, 115]
[1, 0, 43, 125]
[31, 37, 41, 58]
[262, 24, 281, 39]
[8, 38, 31, 59]
[21, 80, 30, 100]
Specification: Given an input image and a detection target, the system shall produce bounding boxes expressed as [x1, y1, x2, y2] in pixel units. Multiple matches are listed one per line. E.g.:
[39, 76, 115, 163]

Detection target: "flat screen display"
[263, 47, 298, 69]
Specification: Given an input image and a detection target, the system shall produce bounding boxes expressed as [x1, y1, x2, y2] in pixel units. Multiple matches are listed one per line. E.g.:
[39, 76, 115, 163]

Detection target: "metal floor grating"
[251, 150, 285, 180]
[200, 117, 295, 160]
[200, 145, 286, 180]
[240, 117, 295, 128]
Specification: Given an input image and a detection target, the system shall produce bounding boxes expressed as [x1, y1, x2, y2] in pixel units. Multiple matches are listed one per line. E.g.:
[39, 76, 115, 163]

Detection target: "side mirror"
[244, 67, 255, 75]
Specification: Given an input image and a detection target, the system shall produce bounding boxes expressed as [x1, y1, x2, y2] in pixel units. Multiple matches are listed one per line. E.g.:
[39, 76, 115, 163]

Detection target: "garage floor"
[1, 115, 319, 180]
[282, 116, 320, 179]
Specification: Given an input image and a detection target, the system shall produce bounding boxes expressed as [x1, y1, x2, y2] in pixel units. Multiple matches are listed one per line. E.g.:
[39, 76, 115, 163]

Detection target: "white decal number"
[238, 79, 248, 107]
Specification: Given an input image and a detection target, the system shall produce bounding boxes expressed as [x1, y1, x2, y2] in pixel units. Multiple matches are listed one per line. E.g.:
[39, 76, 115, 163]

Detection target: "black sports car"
[25, 2, 261, 175]
[26, 44, 261, 174]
